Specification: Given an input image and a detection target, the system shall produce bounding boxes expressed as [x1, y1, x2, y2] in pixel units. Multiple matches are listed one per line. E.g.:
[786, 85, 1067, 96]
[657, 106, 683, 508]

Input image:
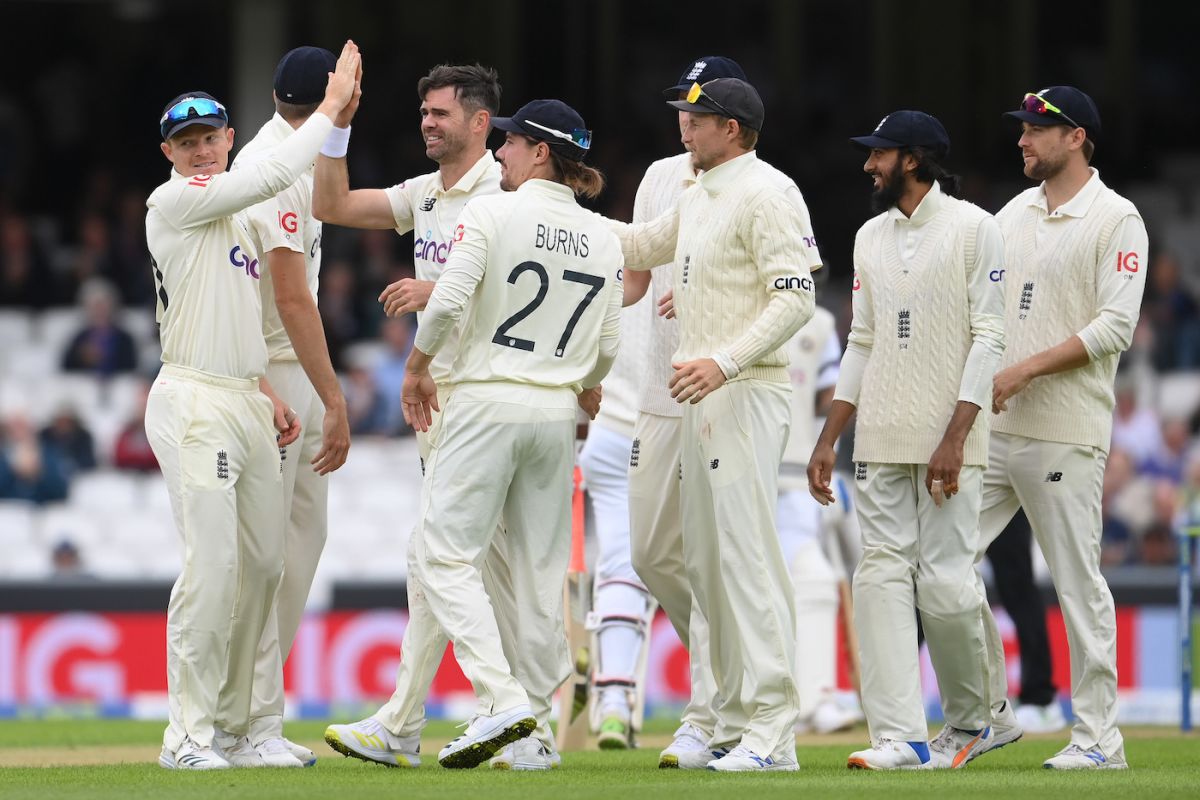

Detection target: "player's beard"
[1026, 147, 1069, 182]
[426, 128, 463, 163]
[869, 158, 906, 214]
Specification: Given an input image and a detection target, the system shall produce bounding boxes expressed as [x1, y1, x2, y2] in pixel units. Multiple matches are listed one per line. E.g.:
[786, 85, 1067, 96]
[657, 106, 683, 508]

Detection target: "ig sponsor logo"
[279, 211, 298, 234]
[229, 245, 260, 279]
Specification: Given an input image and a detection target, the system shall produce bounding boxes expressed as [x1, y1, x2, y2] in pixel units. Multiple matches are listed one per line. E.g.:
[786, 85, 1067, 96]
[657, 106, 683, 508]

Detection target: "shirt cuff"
[712, 351, 740, 380]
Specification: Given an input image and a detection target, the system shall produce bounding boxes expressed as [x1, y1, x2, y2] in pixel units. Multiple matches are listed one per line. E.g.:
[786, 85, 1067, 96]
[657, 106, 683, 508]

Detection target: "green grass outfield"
[0, 718, 1197, 799]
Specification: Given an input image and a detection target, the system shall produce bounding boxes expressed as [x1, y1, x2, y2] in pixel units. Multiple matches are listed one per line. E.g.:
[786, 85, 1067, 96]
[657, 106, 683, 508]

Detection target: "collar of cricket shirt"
[697, 150, 757, 195]
[517, 178, 575, 201]
[440, 150, 497, 195]
[1030, 167, 1104, 219]
[887, 178, 945, 227]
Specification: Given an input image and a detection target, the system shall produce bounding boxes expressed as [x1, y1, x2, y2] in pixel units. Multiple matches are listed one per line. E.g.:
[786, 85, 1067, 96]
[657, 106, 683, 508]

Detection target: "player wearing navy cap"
[226, 44, 353, 768]
[944, 86, 1147, 770]
[809, 109, 1005, 770]
[146, 42, 358, 771]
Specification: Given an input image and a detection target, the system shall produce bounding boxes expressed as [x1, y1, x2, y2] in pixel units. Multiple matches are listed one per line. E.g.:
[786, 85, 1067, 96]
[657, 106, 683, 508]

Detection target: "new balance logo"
[629, 438, 641, 468]
[217, 449, 229, 480]
[420, 197, 437, 211]
[1045, 471, 1063, 482]
[855, 462, 867, 481]
[710, 459, 720, 470]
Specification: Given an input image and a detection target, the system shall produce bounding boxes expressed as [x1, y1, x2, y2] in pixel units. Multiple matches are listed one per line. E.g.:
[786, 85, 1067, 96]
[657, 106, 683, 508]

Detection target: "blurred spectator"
[1138, 482, 1182, 566]
[110, 188, 153, 305]
[61, 278, 137, 375]
[0, 413, 70, 504]
[1141, 418, 1191, 483]
[1143, 251, 1200, 370]
[1110, 380, 1164, 467]
[66, 211, 117, 289]
[49, 539, 93, 580]
[112, 381, 158, 472]
[1101, 448, 1136, 565]
[0, 214, 60, 308]
[38, 404, 96, 477]
[342, 364, 384, 435]
[319, 260, 366, 370]
[372, 316, 416, 437]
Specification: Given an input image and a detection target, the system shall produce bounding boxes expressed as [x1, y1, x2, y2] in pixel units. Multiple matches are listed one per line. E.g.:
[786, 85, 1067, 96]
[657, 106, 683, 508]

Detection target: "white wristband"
[712, 351, 740, 381]
[320, 125, 351, 158]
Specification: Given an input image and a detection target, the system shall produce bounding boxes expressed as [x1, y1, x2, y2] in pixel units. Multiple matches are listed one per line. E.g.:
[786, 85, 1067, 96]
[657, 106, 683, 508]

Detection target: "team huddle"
[145, 39, 1147, 773]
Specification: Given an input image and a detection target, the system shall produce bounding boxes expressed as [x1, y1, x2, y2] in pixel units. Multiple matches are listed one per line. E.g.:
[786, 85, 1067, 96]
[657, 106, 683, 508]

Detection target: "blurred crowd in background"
[3, 0, 1200, 578]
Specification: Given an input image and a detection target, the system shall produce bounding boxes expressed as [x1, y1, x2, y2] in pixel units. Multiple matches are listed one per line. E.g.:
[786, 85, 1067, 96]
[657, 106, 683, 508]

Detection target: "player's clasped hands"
[379, 278, 436, 317]
[669, 358, 726, 404]
[401, 367, 439, 432]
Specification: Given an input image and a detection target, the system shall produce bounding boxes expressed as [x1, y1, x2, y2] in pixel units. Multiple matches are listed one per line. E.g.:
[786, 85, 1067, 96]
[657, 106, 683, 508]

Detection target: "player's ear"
[160, 141, 172, 162]
[226, 127, 236, 147]
[473, 109, 490, 134]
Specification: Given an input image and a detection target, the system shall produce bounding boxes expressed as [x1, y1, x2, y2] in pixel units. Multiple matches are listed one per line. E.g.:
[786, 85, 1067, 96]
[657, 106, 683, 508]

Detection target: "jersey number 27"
[492, 261, 605, 358]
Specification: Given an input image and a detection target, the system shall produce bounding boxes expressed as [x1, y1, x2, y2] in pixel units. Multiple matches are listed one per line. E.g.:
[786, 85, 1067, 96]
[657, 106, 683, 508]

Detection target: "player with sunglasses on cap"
[397, 98, 622, 771]
[222, 44, 357, 769]
[808, 110, 1006, 770]
[942, 86, 1147, 770]
[613, 76, 820, 772]
[146, 41, 359, 771]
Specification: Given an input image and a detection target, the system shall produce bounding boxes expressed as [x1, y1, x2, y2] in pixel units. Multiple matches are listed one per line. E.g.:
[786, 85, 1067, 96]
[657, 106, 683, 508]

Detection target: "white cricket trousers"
[146, 365, 284, 753]
[778, 486, 839, 719]
[681, 379, 798, 756]
[627, 411, 718, 737]
[853, 462, 989, 742]
[972, 432, 1121, 755]
[250, 360, 329, 744]
[374, 386, 542, 737]
[410, 383, 575, 720]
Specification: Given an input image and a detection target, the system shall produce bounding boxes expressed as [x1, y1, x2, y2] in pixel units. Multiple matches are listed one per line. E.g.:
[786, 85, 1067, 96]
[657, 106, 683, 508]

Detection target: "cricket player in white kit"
[777, 306, 861, 735]
[621, 56, 745, 769]
[400, 98, 623, 770]
[145, 43, 358, 771]
[947, 87, 1147, 770]
[232, 46, 353, 768]
[614, 77, 819, 772]
[317, 64, 560, 770]
[808, 111, 1005, 770]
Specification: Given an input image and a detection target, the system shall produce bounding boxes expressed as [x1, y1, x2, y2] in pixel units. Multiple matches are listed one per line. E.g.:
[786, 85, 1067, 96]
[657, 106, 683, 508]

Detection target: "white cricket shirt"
[146, 112, 334, 380]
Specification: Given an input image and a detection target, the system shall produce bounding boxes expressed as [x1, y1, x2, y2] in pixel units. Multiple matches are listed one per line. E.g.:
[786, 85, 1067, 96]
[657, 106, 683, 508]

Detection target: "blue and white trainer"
[1043, 743, 1128, 770]
[847, 738, 932, 770]
[707, 743, 799, 772]
[658, 723, 730, 769]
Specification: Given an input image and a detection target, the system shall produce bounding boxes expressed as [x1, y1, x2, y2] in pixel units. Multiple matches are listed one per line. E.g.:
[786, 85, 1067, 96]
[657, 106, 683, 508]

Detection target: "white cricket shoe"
[213, 731, 266, 767]
[977, 700, 1023, 758]
[489, 737, 562, 770]
[324, 717, 421, 767]
[282, 737, 317, 766]
[928, 725, 993, 768]
[1016, 701, 1068, 734]
[158, 740, 231, 770]
[796, 696, 863, 735]
[707, 743, 799, 772]
[254, 737, 305, 768]
[658, 722, 731, 769]
[1043, 743, 1128, 770]
[847, 739, 931, 770]
[437, 705, 537, 769]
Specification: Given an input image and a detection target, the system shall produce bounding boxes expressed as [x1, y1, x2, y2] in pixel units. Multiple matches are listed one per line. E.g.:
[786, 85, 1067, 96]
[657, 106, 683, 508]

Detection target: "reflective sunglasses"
[686, 81, 737, 120]
[1020, 92, 1080, 129]
[524, 119, 592, 150]
[160, 97, 228, 138]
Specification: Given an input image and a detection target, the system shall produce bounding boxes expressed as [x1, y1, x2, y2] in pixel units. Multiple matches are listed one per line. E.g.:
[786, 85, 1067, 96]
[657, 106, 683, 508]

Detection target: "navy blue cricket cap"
[662, 56, 746, 98]
[274, 46, 337, 105]
[668, 78, 765, 132]
[159, 91, 228, 140]
[492, 99, 592, 161]
[850, 110, 950, 159]
[1004, 86, 1101, 140]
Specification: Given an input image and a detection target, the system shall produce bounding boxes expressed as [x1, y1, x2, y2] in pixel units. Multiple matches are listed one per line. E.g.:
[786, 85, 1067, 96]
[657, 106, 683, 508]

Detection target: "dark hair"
[275, 99, 320, 122]
[548, 150, 606, 200]
[1082, 137, 1095, 163]
[905, 146, 961, 197]
[735, 123, 759, 150]
[417, 64, 501, 116]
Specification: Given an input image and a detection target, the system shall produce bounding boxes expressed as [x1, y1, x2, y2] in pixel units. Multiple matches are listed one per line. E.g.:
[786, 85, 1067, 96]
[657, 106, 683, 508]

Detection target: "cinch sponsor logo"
[773, 276, 814, 291]
[803, 236, 818, 248]
[989, 268, 1005, 282]
[414, 230, 453, 264]
[229, 245, 260, 279]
